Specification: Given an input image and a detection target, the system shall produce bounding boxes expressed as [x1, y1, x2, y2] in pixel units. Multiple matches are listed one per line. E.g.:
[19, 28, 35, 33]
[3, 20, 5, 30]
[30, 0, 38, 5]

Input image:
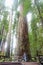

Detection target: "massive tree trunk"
[17, 4, 31, 61]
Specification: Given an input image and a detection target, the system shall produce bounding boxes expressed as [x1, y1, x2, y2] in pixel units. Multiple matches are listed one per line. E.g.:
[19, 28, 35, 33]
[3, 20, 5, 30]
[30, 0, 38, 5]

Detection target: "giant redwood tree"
[17, 3, 31, 61]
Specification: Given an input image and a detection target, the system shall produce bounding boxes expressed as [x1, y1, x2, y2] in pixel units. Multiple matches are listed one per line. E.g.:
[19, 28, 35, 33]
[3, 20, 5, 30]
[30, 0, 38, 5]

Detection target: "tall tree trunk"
[6, 10, 13, 57]
[17, 4, 31, 61]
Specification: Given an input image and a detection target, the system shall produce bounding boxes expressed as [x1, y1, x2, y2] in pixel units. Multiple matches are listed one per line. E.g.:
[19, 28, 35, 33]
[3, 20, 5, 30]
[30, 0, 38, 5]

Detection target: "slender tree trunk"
[6, 10, 13, 57]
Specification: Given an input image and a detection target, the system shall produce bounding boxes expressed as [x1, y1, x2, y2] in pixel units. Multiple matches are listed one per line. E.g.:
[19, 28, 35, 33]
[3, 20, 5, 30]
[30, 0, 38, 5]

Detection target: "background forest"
[0, 0, 43, 62]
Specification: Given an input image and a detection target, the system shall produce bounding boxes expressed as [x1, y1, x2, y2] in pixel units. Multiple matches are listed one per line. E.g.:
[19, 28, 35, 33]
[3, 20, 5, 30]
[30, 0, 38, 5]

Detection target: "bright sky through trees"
[5, 0, 13, 8]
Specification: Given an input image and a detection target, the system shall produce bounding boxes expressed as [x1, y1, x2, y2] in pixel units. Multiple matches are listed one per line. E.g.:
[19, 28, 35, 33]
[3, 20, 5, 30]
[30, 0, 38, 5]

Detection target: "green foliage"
[23, 0, 31, 16]
[2, 11, 9, 32]
[0, 0, 43, 60]
[19, 0, 31, 16]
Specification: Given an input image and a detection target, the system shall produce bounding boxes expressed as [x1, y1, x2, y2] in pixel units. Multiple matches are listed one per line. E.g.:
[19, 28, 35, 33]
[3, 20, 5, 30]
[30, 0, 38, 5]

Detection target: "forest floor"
[0, 62, 39, 65]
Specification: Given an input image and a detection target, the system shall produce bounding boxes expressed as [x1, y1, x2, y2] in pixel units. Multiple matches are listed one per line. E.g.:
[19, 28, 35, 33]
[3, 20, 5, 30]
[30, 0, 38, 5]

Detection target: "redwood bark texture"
[17, 15, 31, 61]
